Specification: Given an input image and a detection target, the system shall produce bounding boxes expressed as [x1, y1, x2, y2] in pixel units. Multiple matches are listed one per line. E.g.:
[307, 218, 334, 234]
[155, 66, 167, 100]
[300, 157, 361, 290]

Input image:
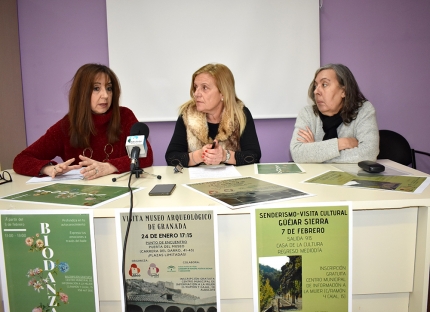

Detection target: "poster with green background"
[253, 204, 351, 312]
[0, 211, 99, 312]
[0, 183, 138, 207]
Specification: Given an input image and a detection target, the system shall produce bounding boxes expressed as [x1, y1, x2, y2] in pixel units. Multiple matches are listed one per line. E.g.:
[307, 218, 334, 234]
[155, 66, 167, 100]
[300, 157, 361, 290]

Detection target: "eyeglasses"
[0, 171, 12, 185]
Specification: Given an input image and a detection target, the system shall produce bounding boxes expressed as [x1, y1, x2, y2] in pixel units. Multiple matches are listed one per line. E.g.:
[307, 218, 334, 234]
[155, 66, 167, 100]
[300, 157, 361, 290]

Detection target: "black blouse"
[165, 106, 261, 167]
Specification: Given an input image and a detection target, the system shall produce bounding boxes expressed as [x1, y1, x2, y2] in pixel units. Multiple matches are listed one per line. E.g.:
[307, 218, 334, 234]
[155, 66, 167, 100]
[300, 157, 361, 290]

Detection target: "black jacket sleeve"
[235, 107, 261, 165]
[165, 107, 261, 167]
[165, 116, 190, 167]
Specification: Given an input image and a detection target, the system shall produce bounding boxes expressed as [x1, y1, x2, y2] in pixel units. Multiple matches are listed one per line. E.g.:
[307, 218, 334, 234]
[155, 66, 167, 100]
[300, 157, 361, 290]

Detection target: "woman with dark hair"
[165, 63, 261, 167]
[290, 63, 379, 163]
[13, 63, 153, 179]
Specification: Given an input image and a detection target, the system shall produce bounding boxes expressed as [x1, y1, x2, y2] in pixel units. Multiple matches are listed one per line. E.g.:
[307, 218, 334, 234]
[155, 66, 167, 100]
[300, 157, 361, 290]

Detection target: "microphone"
[126, 122, 149, 171]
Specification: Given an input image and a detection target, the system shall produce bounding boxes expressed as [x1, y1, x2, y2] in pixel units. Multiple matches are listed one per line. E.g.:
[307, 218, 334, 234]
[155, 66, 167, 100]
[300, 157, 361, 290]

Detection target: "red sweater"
[13, 107, 153, 176]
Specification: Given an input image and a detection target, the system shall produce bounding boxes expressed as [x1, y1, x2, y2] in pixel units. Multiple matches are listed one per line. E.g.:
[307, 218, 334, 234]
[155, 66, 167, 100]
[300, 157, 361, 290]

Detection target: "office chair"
[377, 130, 430, 169]
[412, 148, 430, 169]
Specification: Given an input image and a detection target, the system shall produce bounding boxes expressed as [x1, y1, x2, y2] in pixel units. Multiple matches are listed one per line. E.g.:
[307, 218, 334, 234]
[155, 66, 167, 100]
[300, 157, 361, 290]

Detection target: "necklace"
[82, 143, 113, 162]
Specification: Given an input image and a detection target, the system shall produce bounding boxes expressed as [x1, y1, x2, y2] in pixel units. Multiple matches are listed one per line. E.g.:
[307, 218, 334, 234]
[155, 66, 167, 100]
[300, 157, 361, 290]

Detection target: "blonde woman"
[165, 63, 261, 167]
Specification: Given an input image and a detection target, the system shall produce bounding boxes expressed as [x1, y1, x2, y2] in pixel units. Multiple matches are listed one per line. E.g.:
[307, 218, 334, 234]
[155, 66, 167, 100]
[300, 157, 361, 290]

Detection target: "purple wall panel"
[320, 0, 430, 172]
[18, 0, 109, 143]
[18, 0, 430, 172]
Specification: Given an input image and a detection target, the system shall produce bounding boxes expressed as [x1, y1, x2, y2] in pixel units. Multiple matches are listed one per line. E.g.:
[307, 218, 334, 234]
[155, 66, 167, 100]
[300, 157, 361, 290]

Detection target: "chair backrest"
[377, 130, 413, 166]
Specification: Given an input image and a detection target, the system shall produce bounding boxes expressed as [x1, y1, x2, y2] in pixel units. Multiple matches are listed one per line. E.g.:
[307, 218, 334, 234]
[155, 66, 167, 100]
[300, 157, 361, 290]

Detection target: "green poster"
[0, 183, 139, 207]
[0, 211, 99, 312]
[255, 163, 304, 174]
[304, 171, 430, 193]
[254, 204, 351, 312]
[116, 208, 219, 311]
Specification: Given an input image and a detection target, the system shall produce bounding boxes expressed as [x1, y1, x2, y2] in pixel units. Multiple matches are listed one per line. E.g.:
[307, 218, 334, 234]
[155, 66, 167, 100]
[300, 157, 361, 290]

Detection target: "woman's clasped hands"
[201, 140, 224, 165]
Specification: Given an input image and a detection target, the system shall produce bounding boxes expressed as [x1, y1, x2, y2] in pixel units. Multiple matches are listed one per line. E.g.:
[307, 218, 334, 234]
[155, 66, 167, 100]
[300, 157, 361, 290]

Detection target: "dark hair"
[68, 64, 121, 148]
[308, 63, 367, 124]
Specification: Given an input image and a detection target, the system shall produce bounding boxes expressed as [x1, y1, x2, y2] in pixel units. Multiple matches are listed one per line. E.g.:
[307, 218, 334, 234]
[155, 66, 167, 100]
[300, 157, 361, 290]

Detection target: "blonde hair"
[180, 63, 246, 134]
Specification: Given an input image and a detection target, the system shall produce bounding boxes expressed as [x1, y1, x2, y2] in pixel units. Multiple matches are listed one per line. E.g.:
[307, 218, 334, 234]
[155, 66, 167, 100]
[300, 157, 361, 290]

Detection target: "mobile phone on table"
[148, 184, 176, 196]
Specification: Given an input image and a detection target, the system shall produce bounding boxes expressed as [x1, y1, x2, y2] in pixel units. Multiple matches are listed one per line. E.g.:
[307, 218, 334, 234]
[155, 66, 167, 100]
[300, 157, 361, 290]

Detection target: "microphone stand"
[131, 166, 161, 180]
[122, 172, 133, 312]
[122, 164, 141, 312]
[121, 163, 161, 311]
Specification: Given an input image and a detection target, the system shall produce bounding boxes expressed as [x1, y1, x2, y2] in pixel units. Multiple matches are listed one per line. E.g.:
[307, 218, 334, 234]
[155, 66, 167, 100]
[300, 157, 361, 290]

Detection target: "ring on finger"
[53, 166, 57, 173]
[95, 168, 99, 175]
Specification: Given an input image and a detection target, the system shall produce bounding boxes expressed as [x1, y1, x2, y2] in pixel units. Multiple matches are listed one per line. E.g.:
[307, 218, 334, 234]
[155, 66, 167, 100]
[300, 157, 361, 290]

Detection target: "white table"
[1, 160, 429, 312]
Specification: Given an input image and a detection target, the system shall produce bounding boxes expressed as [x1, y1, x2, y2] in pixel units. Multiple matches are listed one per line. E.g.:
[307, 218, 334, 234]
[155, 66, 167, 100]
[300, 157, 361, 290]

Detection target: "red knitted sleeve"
[13, 117, 68, 176]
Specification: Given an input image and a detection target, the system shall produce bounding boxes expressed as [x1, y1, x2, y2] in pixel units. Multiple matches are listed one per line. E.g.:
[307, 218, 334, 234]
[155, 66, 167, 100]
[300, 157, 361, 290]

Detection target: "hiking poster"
[252, 203, 352, 312]
[304, 170, 430, 194]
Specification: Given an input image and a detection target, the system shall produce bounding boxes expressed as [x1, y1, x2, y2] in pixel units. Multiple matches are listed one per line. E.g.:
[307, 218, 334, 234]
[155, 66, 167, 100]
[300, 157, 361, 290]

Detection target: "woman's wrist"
[190, 150, 201, 165]
[223, 149, 231, 163]
[40, 162, 54, 176]
[106, 162, 118, 174]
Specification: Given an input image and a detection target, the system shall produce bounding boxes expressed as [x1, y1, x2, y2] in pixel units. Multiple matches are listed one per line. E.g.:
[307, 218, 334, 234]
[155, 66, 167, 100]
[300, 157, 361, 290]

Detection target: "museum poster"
[0, 210, 99, 312]
[115, 208, 220, 312]
[253, 203, 352, 312]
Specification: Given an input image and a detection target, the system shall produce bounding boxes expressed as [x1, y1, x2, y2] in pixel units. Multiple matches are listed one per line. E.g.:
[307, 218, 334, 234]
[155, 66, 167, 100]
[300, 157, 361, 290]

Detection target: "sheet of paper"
[188, 165, 242, 180]
[26, 169, 83, 183]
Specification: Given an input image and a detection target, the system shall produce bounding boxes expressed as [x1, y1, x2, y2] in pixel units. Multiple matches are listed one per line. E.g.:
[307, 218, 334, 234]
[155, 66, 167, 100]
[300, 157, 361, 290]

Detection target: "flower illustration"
[25, 237, 34, 246]
[58, 262, 70, 273]
[25, 244, 71, 311]
[36, 239, 44, 248]
[25, 234, 45, 252]
[59, 292, 68, 303]
[33, 280, 44, 292]
[27, 266, 70, 310]
[33, 267, 42, 275]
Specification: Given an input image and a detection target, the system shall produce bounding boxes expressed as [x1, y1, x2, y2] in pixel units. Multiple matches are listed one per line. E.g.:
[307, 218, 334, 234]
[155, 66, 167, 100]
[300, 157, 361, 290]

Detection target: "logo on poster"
[129, 263, 141, 277]
[167, 265, 176, 272]
[147, 263, 160, 277]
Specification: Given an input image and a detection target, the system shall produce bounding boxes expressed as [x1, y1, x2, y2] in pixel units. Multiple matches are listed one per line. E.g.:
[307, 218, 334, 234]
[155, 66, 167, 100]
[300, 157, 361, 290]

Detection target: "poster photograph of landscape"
[259, 256, 302, 311]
